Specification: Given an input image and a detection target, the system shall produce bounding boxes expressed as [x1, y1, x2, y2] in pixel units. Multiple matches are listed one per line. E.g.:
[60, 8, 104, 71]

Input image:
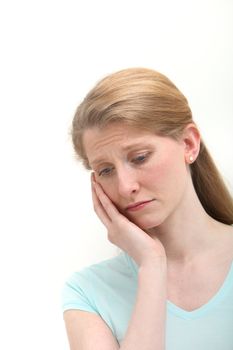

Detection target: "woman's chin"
[129, 215, 164, 231]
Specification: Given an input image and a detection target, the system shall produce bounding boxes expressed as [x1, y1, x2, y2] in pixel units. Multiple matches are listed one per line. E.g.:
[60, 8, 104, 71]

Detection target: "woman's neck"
[147, 182, 222, 265]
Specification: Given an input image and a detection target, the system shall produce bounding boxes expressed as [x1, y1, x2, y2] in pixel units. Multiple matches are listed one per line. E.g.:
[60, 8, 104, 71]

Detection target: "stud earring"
[189, 156, 194, 162]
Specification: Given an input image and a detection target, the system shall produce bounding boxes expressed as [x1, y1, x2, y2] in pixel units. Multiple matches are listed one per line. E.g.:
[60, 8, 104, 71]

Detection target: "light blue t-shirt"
[62, 251, 233, 349]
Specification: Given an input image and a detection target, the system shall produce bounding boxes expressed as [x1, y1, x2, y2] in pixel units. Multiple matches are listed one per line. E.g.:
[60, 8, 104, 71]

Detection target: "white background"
[0, 0, 232, 349]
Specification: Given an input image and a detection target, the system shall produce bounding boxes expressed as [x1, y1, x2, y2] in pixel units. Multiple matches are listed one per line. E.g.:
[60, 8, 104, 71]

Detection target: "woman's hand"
[91, 174, 166, 267]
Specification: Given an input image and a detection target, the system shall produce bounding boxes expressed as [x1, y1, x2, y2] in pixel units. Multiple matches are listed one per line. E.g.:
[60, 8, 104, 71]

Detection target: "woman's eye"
[98, 167, 113, 177]
[132, 153, 148, 164]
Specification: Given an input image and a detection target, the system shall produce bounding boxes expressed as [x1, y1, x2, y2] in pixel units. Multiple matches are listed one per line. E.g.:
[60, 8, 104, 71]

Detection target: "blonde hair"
[72, 67, 233, 225]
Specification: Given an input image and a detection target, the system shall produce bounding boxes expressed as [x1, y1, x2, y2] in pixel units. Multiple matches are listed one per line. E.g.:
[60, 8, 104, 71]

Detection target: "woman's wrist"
[139, 255, 167, 271]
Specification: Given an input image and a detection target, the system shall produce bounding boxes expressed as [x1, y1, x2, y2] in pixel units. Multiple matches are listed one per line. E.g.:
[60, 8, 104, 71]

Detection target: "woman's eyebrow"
[90, 158, 107, 167]
[90, 142, 152, 167]
[122, 142, 152, 151]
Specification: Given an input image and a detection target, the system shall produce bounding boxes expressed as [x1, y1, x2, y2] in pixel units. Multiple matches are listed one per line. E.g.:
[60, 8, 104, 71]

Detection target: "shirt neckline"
[124, 252, 233, 320]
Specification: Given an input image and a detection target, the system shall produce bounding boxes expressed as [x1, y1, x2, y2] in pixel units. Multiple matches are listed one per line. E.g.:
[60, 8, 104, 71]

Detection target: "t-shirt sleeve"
[61, 269, 100, 315]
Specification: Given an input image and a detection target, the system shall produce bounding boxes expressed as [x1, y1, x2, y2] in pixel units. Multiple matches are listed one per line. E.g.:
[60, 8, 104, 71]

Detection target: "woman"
[62, 68, 233, 350]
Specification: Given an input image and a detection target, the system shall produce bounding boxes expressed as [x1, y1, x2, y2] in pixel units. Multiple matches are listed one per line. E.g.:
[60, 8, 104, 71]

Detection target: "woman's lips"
[126, 199, 154, 212]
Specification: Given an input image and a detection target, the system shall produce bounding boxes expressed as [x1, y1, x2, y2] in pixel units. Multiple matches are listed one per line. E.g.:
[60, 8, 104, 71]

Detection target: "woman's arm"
[64, 259, 167, 350]
[120, 258, 167, 350]
[64, 178, 167, 349]
[63, 309, 120, 350]
[91, 177, 167, 349]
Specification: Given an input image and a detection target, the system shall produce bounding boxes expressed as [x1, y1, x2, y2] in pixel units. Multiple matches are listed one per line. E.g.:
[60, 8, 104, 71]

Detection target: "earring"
[189, 156, 194, 162]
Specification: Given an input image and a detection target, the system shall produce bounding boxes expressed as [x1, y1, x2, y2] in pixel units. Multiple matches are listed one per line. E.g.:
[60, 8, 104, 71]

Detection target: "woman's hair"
[71, 67, 233, 225]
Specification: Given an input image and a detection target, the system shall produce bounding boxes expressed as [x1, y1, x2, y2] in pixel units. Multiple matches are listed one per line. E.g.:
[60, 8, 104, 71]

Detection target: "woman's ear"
[181, 123, 201, 164]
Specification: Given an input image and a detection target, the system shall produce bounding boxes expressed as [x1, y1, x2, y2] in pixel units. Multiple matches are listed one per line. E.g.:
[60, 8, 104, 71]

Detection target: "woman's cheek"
[145, 162, 165, 183]
[99, 179, 116, 201]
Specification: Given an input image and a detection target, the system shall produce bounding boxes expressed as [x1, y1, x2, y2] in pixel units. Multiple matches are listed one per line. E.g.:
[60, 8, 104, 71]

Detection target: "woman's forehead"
[83, 124, 155, 151]
[82, 124, 168, 166]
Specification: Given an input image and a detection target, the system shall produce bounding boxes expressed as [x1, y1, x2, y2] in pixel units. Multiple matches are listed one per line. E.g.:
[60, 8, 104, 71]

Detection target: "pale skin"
[64, 122, 233, 350]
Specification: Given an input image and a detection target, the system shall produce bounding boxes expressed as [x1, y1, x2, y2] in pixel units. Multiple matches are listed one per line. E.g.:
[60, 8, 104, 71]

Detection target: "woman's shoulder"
[61, 251, 136, 313]
[66, 250, 133, 284]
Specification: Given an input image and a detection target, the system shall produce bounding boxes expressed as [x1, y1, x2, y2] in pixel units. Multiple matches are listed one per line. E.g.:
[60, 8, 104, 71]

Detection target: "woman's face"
[83, 123, 192, 230]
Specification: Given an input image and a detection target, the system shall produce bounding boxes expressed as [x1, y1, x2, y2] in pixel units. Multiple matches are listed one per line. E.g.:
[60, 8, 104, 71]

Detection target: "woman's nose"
[116, 167, 140, 198]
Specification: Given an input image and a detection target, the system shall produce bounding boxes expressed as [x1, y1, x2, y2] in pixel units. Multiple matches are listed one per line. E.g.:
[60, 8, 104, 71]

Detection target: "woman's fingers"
[93, 180, 121, 222]
[91, 180, 111, 227]
[90, 174, 166, 264]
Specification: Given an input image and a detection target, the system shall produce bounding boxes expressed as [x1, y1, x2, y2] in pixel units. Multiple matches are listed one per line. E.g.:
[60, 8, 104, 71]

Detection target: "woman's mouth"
[126, 199, 155, 212]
